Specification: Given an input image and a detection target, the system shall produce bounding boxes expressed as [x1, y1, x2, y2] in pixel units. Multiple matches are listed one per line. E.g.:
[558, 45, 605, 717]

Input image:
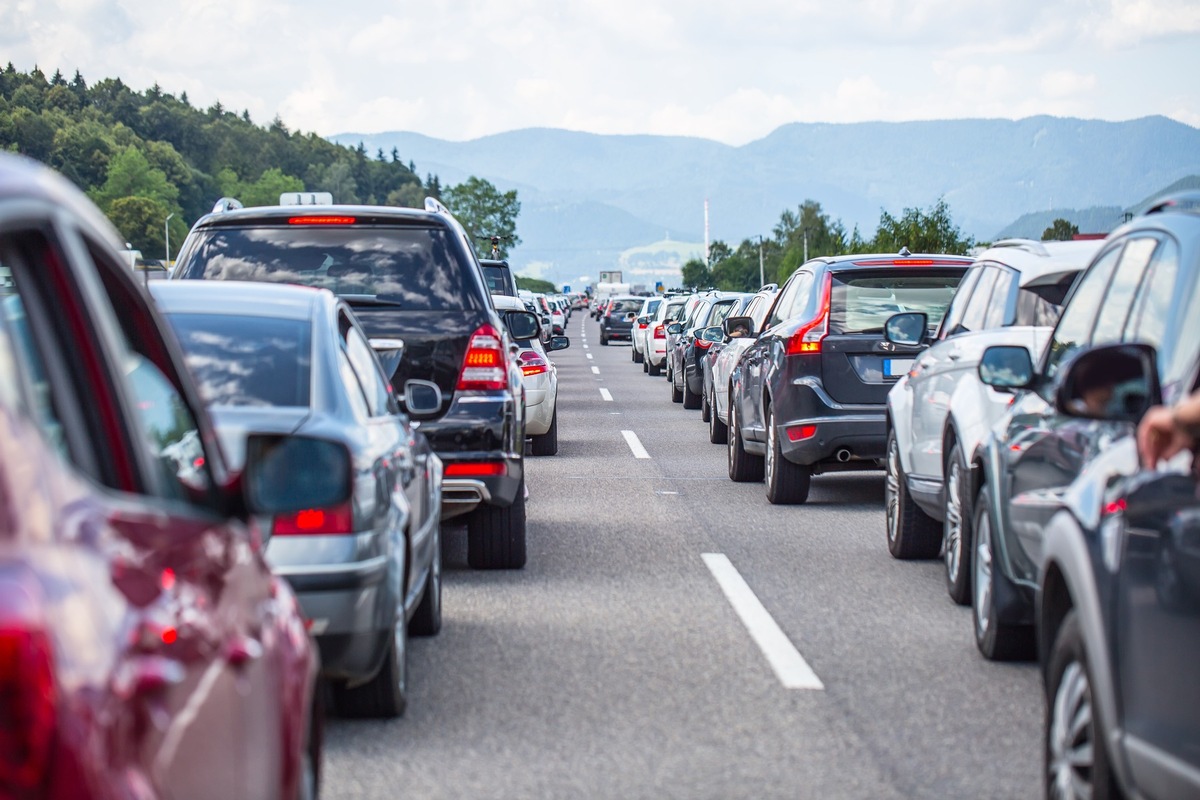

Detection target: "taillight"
[273, 501, 354, 536]
[787, 274, 832, 356]
[653, 325, 666, 339]
[287, 216, 357, 225]
[518, 350, 549, 377]
[458, 324, 508, 391]
[787, 424, 817, 442]
[445, 461, 507, 477]
[638, 322, 648, 329]
[0, 627, 56, 794]
[695, 338, 713, 350]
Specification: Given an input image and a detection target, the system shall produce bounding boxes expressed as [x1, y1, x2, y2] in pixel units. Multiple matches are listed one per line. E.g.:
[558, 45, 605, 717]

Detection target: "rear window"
[482, 265, 516, 296]
[165, 313, 312, 408]
[830, 272, 963, 335]
[610, 298, 643, 315]
[176, 226, 469, 311]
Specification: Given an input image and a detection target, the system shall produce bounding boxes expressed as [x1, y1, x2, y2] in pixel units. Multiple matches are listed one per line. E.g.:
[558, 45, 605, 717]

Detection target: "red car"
[0, 153, 331, 799]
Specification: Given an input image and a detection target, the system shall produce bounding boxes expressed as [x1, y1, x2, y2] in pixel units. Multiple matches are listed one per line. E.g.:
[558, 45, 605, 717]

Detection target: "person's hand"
[1137, 405, 1195, 468]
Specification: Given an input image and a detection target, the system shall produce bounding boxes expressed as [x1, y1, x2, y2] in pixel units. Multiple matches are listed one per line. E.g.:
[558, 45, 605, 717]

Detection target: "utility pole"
[758, 235, 765, 287]
[704, 198, 710, 265]
[165, 213, 174, 265]
[803, 228, 809, 263]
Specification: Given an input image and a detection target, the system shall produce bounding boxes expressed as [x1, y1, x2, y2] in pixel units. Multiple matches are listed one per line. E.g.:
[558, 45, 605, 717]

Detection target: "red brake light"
[787, 274, 832, 355]
[1103, 498, 1127, 516]
[287, 216, 357, 225]
[787, 424, 818, 442]
[653, 325, 666, 339]
[695, 338, 713, 349]
[444, 461, 507, 477]
[0, 627, 56, 794]
[458, 324, 508, 391]
[851, 258, 971, 267]
[638, 322, 648, 329]
[273, 502, 354, 536]
[518, 350, 549, 377]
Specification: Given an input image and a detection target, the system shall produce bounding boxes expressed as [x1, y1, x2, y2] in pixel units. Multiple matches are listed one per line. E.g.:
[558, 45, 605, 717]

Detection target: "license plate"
[884, 358, 914, 377]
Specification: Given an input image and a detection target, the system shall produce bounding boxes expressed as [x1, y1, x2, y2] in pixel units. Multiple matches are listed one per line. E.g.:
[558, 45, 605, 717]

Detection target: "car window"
[1012, 271, 1078, 327]
[768, 272, 812, 329]
[937, 265, 982, 339]
[1092, 236, 1157, 347]
[1125, 236, 1181, 382]
[337, 346, 371, 422]
[610, 298, 643, 315]
[1043, 244, 1121, 378]
[165, 313, 312, 408]
[830, 272, 962, 335]
[710, 300, 739, 327]
[983, 268, 1017, 329]
[343, 321, 392, 417]
[957, 267, 998, 334]
[482, 264, 515, 296]
[685, 300, 710, 327]
[643, 298, 662, 316]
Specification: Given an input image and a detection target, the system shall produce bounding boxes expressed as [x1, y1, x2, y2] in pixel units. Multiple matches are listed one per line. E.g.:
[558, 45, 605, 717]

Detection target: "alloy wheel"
[945, 458, 964, 584]
[1048, 661, 1095, 800]
[885, 436, 900, 545]
[765, 412, 776, 488]
[974, 511, 994, 636]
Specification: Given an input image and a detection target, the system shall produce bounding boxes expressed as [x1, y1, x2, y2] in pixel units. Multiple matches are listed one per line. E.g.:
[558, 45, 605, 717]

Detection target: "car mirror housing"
[1055, 343, 1161, 423]
[978, 345, 1036, 391]
[548, 336, 571, 352]
[243, 435, 352, 515]
[665, 322, 683, 336]
[699, 325, 724, 343]
[404, 379, 443, 415]
[884, 312, 928, 346]
[504, 309, 541, 341]
[723, 316, 753, 338]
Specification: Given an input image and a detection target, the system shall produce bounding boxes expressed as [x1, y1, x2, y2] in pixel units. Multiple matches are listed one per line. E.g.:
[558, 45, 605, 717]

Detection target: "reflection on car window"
[344, 324, 391, 417]
[710, 301, 738, 326]
[831, 274, 962, 335]
[1092, 237, 1157, 347]
[1126, 237, 1179, 375]
[0, 263, 67, 459]
[126, 354, 209, 501]
[180, 227, 470, 311]
[1044, 245, 1121, 378]
[166, 313, 312, 408]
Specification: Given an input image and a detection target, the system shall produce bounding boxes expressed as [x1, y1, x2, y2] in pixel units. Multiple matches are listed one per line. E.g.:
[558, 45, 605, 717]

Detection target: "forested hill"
[0, 64, 433, 257]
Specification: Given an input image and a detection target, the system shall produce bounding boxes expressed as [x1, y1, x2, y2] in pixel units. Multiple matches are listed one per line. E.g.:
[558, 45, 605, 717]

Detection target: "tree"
[90, 145, 178, 211]
[1042, 218, 1079, 241]
[870, 198, 973, 254]
[107, 195, 172, 253]
[680, 257, 711, 289]
[442, 176, 521, 258]
[515, 275, 556, 293]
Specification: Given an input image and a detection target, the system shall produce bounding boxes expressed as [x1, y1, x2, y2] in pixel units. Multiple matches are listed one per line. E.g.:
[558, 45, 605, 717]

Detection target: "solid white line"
[599, 388, 613, 402]
[591, 366, 600, 374]
[621, 430, 651, 459]
[701, 553, 824, 690]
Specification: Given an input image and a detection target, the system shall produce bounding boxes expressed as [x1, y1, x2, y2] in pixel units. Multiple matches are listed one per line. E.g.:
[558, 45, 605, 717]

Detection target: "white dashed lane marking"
[599, 388, 613, 401]
[621, 430, 651, 459]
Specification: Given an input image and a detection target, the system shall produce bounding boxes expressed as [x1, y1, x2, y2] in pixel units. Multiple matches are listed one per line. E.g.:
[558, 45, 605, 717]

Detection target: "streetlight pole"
[758, 236, 765, 288]
[165, 213, 174, 266]
[803, 228, 809, 263]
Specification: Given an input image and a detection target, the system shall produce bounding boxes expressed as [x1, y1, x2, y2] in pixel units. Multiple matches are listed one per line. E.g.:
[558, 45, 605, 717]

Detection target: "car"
[493, 293, 570, 455]
[726, 251, 971, 504]
[150, 280, 444, 719]
[968, 193, 1200, 662]
[645, 297, 688, 376]
[667, 291, 751, 409]
[598, 294, 643, 345]
[481, 257, 519, 297]
[630, 295, 664, 364]
[0, 152, 326, 798]
[703, 285, 780, 443]
[171, 196, 538, 569]
[882, 238, 1098, 603]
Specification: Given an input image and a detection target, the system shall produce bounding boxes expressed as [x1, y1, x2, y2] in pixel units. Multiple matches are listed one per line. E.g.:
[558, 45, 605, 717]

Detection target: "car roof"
[973, 239, 1104, 285]
[191, 203, 452, 229]
[150, 280, 329, 320]
[807, 252, 974, 272]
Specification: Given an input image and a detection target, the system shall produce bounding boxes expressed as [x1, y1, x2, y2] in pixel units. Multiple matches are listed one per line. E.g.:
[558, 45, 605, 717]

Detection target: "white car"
[644, 297, 687, 376]
[631, 296, 663, 364]
[705, 286, 779, 443]
[494, 294, 568, 455]
[883, 238, 1102, 603]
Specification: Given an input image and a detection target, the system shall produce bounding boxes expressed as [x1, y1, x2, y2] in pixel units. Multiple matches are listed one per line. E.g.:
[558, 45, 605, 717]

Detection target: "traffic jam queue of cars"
[615, 199, 1200, 800]
[0, 153, 568, 799]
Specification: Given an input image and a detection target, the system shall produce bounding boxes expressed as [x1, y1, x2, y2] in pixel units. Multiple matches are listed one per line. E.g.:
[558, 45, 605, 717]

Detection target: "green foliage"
[680, 257, 711, 289]
[443, 176, 521, 258]
[90, 145, 178, 210]
[107, 195, 172, 254]
[870, 198, 974, 255]
[515, 276, 556, 293]
[1042, 218, 1079, 241]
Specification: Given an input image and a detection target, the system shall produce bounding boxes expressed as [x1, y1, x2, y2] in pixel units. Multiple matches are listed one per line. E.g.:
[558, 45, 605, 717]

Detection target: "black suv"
[599, 295, 644, 345]
[172, 198, 533, 569]
[666, 291, 750, 409]
[726, 253, 970, 504]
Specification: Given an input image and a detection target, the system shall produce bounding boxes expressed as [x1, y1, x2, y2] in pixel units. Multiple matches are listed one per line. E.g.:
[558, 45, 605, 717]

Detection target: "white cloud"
[1040, 70, 1098, 99]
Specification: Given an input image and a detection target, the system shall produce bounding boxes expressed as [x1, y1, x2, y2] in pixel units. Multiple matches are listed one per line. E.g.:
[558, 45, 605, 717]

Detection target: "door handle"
[947, 353, 962, 361]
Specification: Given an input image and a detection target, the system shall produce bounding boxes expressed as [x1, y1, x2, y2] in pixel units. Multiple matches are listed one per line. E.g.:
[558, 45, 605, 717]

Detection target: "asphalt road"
[322, 314, 1044, 800]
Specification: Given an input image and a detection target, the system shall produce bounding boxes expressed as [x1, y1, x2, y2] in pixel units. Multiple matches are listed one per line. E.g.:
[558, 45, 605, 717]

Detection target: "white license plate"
[884, 358, 914, 377]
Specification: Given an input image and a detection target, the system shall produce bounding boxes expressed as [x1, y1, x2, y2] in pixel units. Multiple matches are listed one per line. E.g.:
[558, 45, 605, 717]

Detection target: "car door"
[739, 271, 812, 440]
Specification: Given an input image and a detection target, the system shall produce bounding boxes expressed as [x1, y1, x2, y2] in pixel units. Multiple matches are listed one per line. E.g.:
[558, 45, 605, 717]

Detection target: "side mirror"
[1055, 343, 1161, 422]
[636, 315, 649, 325]
[699, 325, 724, 343]
[243, 435, 351, 515]
[369, 337, 405, 379]
[404, 379, 443, 415]
[666, 322, 683, 336]
[978, 345, 1036, 391]
[548, 336, 571, 352]
[723, 316, 754, 338]
[884, 312, 928, 346]
[504, 309, 541, 341]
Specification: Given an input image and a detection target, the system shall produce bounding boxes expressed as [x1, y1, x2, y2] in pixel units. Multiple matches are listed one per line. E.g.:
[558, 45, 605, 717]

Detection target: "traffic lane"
[600, 346, 1042, 798]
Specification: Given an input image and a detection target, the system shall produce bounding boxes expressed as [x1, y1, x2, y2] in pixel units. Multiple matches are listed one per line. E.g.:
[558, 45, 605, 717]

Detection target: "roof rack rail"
[212, 196, 244, 213]
[424, 196, 451, 215]
[759, 283, 778, 292]
[990, 239, 1050, 257]
[1144, 191, 1200, 216]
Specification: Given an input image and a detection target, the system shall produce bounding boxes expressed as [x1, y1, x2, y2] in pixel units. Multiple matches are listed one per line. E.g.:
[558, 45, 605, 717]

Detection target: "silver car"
[151, 281, 443, 719]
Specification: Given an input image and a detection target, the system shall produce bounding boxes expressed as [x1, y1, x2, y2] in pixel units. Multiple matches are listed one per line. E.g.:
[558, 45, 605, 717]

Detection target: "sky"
[3, 0, 1199, 145]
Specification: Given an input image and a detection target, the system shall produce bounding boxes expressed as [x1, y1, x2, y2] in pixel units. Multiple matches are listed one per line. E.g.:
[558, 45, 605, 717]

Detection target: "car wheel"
[1046, 610, 1120, 800]
[333, 612, 408, 718]
[682, 374, 701, 409]
[631, 345, 638, 362]
[642, 358, 649, 374]
[408, 526, 442, 636]
[467, 478, 527, 569]
[727, 399, 764, 482]
[700, 380, 712, 421]
[295, 683, 323, 800]
[885, 429, 941, 559]
[708, 387, 728, 444]
[600, 333, 609, 346]
[764, 407, 811, 504]
[670, 371, 683, 403]
[531, 409, 558, 456]
[943, 442, 972, 606]
[972, 490, 1035, 661]
[648, 359, 661, 377]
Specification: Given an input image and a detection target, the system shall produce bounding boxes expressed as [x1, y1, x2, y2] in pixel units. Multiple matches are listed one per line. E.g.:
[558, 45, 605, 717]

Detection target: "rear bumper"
[772, 378, 887, 468]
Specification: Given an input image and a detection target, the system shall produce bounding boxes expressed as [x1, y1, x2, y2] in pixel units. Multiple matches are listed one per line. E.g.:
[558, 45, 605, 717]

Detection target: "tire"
[631, 345, 638, 362]
[408, 526, 442, 637]
[333, 615, 408, 718]
[708, 387, 728, 444]
[700, 382, 711, 422]
[600, 333, 609, 346]
[531, 409, 558, 456]
[670, 371, 683, 403]
[642, 358, 649, 374]
[727, 399, 764, 482]
[681, 373, 701, 409]
[764, 407, 811, 504]
[885, 429, 942, 559]
[943, 441, 972, 606]
[1045, 611, 1121, 800]
[648, 360, 661, 377]
[467, 479, 527, 569]
[296, 685, 323, 800]
[972, 490, 1035, 661]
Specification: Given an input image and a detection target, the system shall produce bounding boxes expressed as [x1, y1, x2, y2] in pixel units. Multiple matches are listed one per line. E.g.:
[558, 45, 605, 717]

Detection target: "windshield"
[831, 271, 964, 335]
[177, 226, 469, 311]
[483, 265, 516, 296]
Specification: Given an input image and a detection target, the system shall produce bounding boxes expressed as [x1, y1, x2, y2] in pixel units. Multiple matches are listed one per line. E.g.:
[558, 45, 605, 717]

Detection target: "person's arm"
[1138, 389, 1200, 468]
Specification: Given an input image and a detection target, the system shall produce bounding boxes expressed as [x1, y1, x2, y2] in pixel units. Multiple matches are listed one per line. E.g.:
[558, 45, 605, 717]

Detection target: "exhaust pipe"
[835, 448, 852, 463]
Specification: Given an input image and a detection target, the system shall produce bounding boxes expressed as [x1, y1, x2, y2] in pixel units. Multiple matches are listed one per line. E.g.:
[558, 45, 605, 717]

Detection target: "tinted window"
[1044, 245, 1121, 378]
[1126, 237, 1181, 381]
[938, 265, 983, 339]
[958, 267, 998, 334]
[768, 273, 812, 329]
[178, 226, 469, 310]
[643, 298, 662, 316]
[482, 265, 515, 296]
[983, 268, 1017, 329]
[830, 272, 962, 335]
[1013, 271, 1078, 327]
[166, 314, 312, 407]
[610, 298, 644, 315]
[344, 324, 392, 417]
[1093, 237, 1157, 346]
[709, 300, 739, 326]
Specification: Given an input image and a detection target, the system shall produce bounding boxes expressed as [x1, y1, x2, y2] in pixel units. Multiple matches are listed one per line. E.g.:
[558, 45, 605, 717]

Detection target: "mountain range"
[333, 116, 1200, 288]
